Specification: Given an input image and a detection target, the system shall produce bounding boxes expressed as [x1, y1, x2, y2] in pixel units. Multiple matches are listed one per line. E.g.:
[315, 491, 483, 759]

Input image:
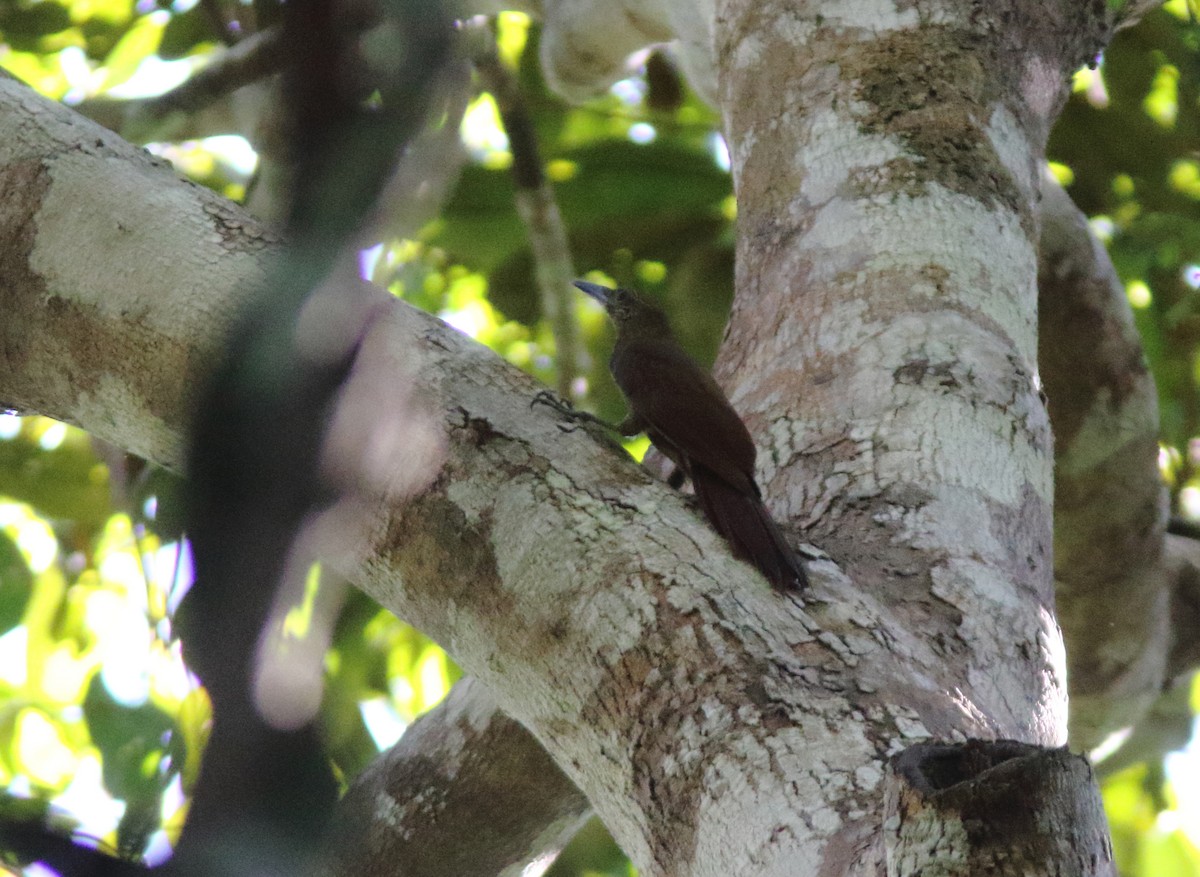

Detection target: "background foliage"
[0, 0, 1199, 874]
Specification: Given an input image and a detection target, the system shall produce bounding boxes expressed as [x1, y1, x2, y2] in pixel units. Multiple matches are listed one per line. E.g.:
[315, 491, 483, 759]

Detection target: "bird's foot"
[530, 389, 577, 418]
[531, 390, 589, 433]
[531, 390, 614, 429]
[531, 390, 627, 449]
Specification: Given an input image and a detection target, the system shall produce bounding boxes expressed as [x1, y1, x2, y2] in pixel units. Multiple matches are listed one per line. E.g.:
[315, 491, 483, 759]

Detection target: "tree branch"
[1037, 174, 1169, 751]
[75, 28, 286, 144]
[327, 678, 590, 877]
[469, 20, 582, 400]
[0, 0, 1126, 860]
[886, 741, 1114, 876]
[0, 72, 994, 873]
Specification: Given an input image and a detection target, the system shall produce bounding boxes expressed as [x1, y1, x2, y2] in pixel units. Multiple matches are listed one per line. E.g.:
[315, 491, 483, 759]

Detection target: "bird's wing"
[612, 338, 759, 495]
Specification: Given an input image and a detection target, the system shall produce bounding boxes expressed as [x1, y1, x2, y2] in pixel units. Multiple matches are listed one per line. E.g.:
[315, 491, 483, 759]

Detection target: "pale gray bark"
[0, 0, 1131, 871]
[328, 678, 590, 877]
[1038, 176, 1169, 751]
[690, 0, 1109, 870]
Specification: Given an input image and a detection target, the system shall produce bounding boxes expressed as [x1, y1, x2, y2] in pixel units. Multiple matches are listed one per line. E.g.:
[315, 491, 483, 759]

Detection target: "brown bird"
[571, 280, 807, 592]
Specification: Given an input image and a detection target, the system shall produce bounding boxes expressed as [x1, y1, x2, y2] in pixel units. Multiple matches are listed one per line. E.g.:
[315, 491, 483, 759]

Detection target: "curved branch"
[1093, 530, 1200, 771]
[469, 21, 582, 400]
[0, 71, 999, 873]
[886, 740, 1113, 876]
[1037, 175, 1169, 750]
[328, 678, 590, 877]
[0, 0, 1112, 856]
[75, 28, 286, 144]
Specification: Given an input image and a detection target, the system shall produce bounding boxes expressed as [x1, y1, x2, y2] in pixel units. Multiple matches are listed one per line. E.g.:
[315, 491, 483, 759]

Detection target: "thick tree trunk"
[715, 0, 1073, 739]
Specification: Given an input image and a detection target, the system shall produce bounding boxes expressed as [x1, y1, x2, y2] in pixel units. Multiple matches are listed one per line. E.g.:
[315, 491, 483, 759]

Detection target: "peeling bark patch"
[583, 624, 699, 868]
[0, 159, 53, 392]
[846, 28, 1024, 228]
[0, 160, 199, 443]
[201, 195, 281, 254]
[381, 491, 506, 615]
[452, 407, 505, 449]
[812, 499, 967, 655]
[920, 262, 952, 296]
[48, 295, 199, 421]
[988, 483, 1053, 604]
[845, 157, 925, 200]
[893, 358, 963, 392]
[581, 590, 842, 871]
[889, 342, 1051, 460]
[819, 813, 884, 877]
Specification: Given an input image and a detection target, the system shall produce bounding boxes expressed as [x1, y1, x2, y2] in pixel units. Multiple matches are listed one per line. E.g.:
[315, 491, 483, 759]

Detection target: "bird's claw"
[531, 390, 591, 432]
[531, 390, 626, 448]
[531, 389, 576, 418]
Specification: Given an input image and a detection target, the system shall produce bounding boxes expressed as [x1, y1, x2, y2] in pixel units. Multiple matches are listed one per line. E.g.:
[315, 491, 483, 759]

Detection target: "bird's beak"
[572, 279, 613, 305]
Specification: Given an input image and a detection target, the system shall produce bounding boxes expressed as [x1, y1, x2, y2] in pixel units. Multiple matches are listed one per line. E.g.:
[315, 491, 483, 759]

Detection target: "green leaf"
[0, 426, 111, 529]
[159, 6, 216, 60]
[82, 674, 174, 801]
[0, 530, 33, 633]
[99, 11, 165, 91]
[0, 2, 72, 51]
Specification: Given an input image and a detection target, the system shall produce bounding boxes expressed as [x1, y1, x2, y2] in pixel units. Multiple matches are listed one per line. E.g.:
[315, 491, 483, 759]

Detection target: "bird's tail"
[690, 464, 808, 592]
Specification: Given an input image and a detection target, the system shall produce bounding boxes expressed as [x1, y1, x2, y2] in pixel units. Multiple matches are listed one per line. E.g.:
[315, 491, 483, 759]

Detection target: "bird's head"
[572, 280, 668, 333]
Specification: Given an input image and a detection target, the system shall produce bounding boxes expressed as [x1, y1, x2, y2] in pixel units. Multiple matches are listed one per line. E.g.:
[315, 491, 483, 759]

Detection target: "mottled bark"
[885, 741, 1114, 876]
[709, 0, 1109, 872]
[0, 0, 1130, 870]
[1038, 175, 1168, 750]
[328, 678, 589, 877]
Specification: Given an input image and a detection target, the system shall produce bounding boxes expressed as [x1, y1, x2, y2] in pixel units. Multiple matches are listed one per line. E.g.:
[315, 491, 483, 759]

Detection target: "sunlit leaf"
[0, 2, 73, 50]
[98, 8, 165, 90]
[1138, 826, 1200, 877]
[0, 531, 33, 633]
[158, 6, 217, 59]
[0, 419, 111, 526]
[176, 687, 211, 793]
[13, 707, 79, 790]
[496, 11, 530, 69]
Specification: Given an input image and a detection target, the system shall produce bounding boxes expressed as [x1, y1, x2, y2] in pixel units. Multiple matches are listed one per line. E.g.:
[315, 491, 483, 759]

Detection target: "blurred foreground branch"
[174, 0, 452, 874]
